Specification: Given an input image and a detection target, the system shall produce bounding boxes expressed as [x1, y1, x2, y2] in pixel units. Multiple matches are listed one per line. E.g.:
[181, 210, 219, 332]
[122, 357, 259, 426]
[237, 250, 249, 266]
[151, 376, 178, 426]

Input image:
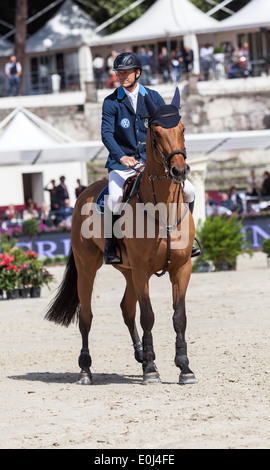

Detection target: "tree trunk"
[15, 0, 27, 91]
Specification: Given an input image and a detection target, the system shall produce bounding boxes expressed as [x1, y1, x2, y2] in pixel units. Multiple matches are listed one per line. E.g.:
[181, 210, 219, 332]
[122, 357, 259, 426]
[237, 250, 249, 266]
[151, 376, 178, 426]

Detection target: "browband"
[149, 112, 181, 123]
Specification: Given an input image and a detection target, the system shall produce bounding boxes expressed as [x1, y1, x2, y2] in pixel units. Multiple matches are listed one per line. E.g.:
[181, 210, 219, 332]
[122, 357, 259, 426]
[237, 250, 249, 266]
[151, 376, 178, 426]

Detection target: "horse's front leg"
[132, 272, 160, 383]
[170, 262, 197, 385]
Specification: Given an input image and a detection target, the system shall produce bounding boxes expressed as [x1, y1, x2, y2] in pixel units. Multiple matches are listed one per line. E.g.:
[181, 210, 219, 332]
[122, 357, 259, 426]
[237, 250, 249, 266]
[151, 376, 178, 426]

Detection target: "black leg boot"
[188, 201, 202, 258]
[104, 214, 122, 264]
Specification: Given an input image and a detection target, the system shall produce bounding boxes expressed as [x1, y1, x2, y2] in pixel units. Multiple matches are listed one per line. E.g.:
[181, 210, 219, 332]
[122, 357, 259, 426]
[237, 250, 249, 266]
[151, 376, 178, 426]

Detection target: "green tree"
[15, 0, 27, 88]
[22, 219, 39, 250]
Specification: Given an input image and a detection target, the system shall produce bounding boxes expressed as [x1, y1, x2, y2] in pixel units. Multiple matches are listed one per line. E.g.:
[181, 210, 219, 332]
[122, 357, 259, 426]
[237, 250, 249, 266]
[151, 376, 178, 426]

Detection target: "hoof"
[76, 370, 93, 385]
[179, 372, 198, 385]
[143, 371, 161, 384]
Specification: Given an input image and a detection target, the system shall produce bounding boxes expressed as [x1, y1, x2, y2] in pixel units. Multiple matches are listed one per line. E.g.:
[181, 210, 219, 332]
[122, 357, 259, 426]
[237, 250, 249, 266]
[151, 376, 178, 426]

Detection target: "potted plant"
[0, 241, 54, 299]
[196, 215, 252, 271]
[262, 238, 270, 267]
[17, 263, 31, 298]
[0, 253, 20, 299]
[28, 258, 53, 297]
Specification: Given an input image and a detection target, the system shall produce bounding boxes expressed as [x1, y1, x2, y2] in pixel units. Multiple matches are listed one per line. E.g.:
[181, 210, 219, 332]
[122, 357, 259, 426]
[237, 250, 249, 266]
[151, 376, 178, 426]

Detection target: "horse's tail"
[44, 250, 80, 327]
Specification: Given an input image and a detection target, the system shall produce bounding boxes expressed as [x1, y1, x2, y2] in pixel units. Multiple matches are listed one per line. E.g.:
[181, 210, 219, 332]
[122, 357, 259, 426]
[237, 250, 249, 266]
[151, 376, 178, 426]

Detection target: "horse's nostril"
[171, 166, 181, 177]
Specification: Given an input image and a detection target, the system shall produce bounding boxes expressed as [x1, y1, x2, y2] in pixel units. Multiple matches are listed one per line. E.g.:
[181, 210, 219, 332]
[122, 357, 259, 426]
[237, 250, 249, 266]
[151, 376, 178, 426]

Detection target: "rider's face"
[116, 68, 139, 88]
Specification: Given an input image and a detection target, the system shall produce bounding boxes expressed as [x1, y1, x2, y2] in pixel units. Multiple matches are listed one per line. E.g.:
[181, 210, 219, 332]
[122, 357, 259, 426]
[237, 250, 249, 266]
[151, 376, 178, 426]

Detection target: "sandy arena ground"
[0, 251, 269, 450]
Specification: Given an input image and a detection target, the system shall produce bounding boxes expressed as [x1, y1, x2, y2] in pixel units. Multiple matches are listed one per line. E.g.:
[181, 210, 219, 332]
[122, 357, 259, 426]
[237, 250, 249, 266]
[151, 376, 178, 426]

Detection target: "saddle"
[96, 168, 144, 215]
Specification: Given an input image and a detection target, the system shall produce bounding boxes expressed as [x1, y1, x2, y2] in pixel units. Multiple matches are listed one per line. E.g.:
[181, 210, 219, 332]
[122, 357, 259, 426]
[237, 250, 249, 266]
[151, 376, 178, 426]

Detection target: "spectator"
[55, 176, 69, 208]
[5, 55, 22, 96]
[93, 54, 104, 89]
[23, 202, 38, 221]
[59, 198, 73, 227]
[39, 202, 54, 228]
[200, 43, 214, 81]
[158, 47, 170, 83]
[228, 186, 244, 214]
[222, 41, 234, 73]
[171, 48, 182, 83]
[75, 179, 87, 198]
[246, 170, 258, 196]
[146, 47, 156, 76]
[219, 192, 233, 215]
[44, 179, 58, 210]
[24, 197, 38, 211]
[240, 42, 249, 59]
[105, 50, 119, 89]
[4, 204, 17, 220]
[261, 171, 270, 196]
[205, 191, 217, 217]
[139, 47, 152, 85]
[182, 46, 194, 74]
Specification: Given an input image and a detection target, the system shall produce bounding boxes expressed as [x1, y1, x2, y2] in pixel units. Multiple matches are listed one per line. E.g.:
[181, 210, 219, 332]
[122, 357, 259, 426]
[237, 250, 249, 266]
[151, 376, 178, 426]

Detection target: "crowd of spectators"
[87, 40, 267, 90]
[0, 176, 87, 231]
[205, 170, 270, 218]
[1, 170, 270, 232]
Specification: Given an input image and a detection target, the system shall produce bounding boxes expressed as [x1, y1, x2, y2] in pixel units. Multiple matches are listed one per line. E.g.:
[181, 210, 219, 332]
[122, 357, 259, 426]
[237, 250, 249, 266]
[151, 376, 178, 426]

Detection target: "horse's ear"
[171, 87, 180, 109]
[145, 93, 158, 117]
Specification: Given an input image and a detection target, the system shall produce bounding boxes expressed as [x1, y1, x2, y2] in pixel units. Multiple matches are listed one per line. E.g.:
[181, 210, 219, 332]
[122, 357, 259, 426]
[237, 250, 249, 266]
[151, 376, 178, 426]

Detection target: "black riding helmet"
[113, 52, 142, 72]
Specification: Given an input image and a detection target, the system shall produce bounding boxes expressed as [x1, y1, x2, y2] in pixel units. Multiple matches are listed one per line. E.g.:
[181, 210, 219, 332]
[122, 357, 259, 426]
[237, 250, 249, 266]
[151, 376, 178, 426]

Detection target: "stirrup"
[191, 237, 203, 258]
[191, 246, 201, 258]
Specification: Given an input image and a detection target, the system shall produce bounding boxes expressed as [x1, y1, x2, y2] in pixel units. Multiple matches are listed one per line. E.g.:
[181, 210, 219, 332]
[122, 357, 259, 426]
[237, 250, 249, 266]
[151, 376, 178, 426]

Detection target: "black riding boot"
[104, 214, 122, 264]
[188, 201, 202, 258]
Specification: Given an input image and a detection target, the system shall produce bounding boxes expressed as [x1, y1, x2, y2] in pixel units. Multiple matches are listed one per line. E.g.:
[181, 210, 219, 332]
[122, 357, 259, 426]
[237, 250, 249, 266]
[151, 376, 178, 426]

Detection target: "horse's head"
[145, 88, 190, 183]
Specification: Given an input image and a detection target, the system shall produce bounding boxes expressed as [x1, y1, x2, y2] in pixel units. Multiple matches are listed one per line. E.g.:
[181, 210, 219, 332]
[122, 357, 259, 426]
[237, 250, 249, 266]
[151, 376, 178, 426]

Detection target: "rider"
[101, 51, 200, 264]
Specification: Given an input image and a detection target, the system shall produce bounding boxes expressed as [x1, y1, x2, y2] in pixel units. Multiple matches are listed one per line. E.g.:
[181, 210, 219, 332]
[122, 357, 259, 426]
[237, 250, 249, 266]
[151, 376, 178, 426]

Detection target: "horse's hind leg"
[170, 262, 197, 385]
[75, 246, 103, 385]
[119, 268, 143, 364]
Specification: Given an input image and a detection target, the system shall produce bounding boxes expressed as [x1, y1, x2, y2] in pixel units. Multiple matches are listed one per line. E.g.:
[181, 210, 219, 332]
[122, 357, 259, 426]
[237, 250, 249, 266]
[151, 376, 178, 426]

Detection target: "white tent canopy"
[26, 0, 102, 53]
[92, 0, 219, 46]
[216, 0, 270, 31]
[0, 107, 106, 166]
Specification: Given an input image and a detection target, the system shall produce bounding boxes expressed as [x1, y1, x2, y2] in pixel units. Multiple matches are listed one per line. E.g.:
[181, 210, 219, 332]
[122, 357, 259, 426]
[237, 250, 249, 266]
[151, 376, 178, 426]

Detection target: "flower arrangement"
[0, 253, 19, 292]
[0, 242, 54, 299]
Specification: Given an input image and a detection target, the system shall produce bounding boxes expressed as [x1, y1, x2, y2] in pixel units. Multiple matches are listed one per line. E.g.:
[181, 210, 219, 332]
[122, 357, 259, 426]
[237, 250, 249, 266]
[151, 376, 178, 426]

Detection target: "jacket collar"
[117, 83, 147, 100]
[117, 84, 147, 114]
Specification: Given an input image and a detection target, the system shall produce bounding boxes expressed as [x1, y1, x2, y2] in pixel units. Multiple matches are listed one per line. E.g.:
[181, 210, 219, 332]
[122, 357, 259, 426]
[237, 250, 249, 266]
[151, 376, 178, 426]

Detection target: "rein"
[132, 128, 189, 277]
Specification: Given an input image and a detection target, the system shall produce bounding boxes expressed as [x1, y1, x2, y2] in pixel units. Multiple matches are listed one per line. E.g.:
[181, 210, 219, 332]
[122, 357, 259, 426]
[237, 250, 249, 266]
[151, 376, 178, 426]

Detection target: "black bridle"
[134, 118, 187, 181]
[149, 125, 187, 179]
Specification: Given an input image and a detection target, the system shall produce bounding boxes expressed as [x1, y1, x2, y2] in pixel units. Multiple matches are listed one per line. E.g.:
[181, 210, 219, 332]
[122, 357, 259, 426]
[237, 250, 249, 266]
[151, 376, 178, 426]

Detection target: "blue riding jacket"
[101, 83, 165, 172]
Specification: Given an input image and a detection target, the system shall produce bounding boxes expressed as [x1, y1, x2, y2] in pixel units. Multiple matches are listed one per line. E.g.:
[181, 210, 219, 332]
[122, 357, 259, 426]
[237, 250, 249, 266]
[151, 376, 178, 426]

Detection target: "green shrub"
[262, 238, 270, 256]
[196, 215, 252, 271]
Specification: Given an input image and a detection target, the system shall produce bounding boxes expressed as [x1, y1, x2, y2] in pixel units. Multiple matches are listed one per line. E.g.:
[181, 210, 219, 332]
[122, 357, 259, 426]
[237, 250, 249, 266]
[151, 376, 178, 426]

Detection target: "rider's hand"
[120, 156, 139, 168]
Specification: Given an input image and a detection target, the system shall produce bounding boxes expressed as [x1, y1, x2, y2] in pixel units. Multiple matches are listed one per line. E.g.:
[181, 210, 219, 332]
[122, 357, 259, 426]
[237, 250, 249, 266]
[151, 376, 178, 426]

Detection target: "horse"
[45, 87, 197, 386]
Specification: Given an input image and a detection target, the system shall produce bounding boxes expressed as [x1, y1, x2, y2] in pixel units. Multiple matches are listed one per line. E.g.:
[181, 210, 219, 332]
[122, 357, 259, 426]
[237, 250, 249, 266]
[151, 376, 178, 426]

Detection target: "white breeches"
[108, 166, 195, 213]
